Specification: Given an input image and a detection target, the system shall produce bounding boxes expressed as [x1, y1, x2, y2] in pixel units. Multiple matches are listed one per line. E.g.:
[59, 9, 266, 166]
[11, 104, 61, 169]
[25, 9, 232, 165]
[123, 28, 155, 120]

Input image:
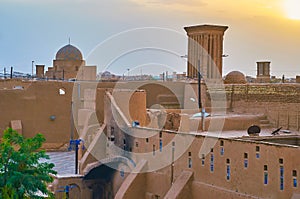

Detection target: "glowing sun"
[284, 0, 300, 20]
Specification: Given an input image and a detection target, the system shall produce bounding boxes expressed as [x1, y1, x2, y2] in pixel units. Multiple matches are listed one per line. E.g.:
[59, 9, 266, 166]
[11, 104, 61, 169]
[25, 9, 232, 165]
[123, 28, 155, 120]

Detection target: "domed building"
[55, 44, 83, 61]
[224, 71, 247, 84]
[45, 43, 96, 80]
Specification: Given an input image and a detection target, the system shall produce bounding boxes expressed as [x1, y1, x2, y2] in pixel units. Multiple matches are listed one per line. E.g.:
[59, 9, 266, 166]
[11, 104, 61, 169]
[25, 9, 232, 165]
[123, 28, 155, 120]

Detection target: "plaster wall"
[128, 130, 300, 198]
[134, 81, 186, 109]
[1, 79, 300, 148]
[52, 176, 91, 199]
[112, 90, 147, 126]
[53, 60, 85, 72]
[91, 90, 300, 198]
[219, 83, 300, 129]
[0, 80, 116, 147]
[0, 81, 73, 145]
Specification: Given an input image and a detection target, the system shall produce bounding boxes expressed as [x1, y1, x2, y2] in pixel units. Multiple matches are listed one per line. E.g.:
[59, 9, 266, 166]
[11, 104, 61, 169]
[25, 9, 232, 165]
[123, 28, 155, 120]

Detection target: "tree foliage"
[0, 128, 57, 199]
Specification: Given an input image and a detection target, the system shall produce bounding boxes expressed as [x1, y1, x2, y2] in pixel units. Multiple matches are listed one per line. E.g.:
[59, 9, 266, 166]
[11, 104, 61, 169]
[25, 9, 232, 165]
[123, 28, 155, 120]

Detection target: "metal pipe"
[10, 67, 13, 79]
[75, 143, 78, 174]
[32, 61, 34, 79]
[70, 101, 74, 140]
[198, 59, 202, 109]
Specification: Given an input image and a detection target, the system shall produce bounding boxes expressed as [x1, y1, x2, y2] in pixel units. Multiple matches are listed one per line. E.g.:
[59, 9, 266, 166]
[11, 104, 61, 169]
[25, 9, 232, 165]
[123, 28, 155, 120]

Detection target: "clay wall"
[98, 89, 300, 198]
[0, 80, 115, 147]
[0, 81, 73, 146]
[52, 176, 91, 199]
[184, 137, 300, 198]
[207, 83, 300, 130]
[138, 82, 185, 108]
[0, 79, 32, 90]
[1, 79, 300, 148]
[127, 129, 300, 198]
[53, 60, 85, 72]
[112, 90, 147, 126]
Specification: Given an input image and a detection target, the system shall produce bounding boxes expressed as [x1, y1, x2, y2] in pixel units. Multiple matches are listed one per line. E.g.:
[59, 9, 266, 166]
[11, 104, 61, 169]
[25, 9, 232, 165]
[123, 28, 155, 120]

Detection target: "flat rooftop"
[196, 128, 300, 147]
[43, 151, 76, 176]
[42, 129, 299, 177]
[196, 128, 299, 138]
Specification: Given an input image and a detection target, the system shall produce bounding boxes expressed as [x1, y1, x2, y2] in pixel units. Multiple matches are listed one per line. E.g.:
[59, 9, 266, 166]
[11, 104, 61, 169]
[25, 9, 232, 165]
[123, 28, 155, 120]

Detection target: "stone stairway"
[259, 115, 272, 129]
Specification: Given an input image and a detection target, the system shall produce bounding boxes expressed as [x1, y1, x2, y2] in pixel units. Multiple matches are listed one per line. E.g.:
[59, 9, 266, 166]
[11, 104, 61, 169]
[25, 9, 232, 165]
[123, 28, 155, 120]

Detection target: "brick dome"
[224, 71, 247, 84]
[55, 44, 83, 61]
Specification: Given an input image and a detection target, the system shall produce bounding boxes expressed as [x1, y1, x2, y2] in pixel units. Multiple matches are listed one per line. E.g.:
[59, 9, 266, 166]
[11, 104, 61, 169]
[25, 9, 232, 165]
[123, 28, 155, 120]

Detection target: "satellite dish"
[247, 125, 261, 136]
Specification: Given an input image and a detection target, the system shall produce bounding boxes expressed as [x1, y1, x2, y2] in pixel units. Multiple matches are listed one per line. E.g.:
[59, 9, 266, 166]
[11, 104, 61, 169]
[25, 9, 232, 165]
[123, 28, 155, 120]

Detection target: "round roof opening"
[247, 125, 261, 136]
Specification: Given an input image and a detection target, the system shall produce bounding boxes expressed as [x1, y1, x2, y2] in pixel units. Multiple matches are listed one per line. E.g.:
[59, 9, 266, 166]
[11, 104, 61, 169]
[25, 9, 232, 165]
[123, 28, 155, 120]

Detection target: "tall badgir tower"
[184, 25, 228, 80]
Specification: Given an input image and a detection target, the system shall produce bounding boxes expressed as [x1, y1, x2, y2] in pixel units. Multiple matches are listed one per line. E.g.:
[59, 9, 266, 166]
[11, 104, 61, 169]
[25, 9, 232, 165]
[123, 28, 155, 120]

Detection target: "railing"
[274, 110, 300, 131]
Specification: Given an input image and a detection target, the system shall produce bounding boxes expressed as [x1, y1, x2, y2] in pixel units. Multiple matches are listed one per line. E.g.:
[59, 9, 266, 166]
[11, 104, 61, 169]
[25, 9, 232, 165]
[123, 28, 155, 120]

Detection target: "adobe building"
[45, 44, 96, 81]
[1, 67, 300, 199]
[1, 23, 300, 198]
[256, 61, 271, 83]
[52, 84, 300, 199]
[296, 76, 300, 83]
[36, 64, 45, 78]
[224, 71, 247, 84]
[184, 24, 228, 79]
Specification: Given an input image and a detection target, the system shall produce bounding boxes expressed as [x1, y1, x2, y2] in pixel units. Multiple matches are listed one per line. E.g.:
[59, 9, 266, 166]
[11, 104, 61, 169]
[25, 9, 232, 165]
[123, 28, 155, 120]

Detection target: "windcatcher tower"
[184, 25, 228, 79]
[256, 61, 271, 83]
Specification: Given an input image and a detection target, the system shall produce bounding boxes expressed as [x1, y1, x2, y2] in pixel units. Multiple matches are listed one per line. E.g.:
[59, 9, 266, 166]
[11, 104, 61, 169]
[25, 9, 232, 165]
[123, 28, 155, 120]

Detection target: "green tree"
[0, 128, 57, 199]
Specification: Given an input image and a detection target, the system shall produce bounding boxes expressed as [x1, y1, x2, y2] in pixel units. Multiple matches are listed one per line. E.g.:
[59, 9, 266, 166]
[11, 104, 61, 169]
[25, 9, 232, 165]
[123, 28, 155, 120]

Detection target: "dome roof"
[224, 71, 247, 84]
[55, 44, 83, 61]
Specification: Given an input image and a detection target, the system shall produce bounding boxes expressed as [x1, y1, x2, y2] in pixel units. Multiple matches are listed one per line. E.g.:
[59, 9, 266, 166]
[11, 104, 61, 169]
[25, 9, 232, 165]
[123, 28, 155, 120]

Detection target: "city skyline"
[0, 0, 299, 77]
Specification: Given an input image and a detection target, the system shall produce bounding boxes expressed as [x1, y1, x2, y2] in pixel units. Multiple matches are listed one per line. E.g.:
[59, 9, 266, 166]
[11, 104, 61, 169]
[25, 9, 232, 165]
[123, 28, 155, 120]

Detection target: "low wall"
[191, 181, 256, 199]
[0, 81, 73, 144]
[115, 159, 148, 199]
[207, 83, 300, 130]
[164, 170, 193, 199]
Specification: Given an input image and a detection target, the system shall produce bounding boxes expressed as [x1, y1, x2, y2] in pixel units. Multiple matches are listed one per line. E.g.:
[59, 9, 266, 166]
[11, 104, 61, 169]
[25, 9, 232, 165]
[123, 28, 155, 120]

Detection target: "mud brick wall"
[206, 83, 300, 130]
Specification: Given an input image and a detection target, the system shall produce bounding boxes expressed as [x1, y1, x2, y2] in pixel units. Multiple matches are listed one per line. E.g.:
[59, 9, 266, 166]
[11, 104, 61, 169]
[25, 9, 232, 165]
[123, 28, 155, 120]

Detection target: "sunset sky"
[0, 0, 299, 77]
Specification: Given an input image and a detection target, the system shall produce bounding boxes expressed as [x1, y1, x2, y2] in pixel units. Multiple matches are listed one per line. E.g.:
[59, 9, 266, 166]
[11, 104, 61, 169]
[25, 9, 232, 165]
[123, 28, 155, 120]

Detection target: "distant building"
[246, 76, 256, 83]
[172, 72, 187, 81]
[35, 65, 45, 78]
[224, 71, 247, 84]
[256, 61, 271, 83]
[45, 44, 96, 80]
[98, 71, 120, 81]
[2, 24, 300, 199]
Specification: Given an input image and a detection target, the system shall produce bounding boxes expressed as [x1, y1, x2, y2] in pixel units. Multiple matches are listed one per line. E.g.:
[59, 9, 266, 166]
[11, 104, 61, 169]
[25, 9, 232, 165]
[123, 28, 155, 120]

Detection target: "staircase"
[259, 115, 272, 129]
